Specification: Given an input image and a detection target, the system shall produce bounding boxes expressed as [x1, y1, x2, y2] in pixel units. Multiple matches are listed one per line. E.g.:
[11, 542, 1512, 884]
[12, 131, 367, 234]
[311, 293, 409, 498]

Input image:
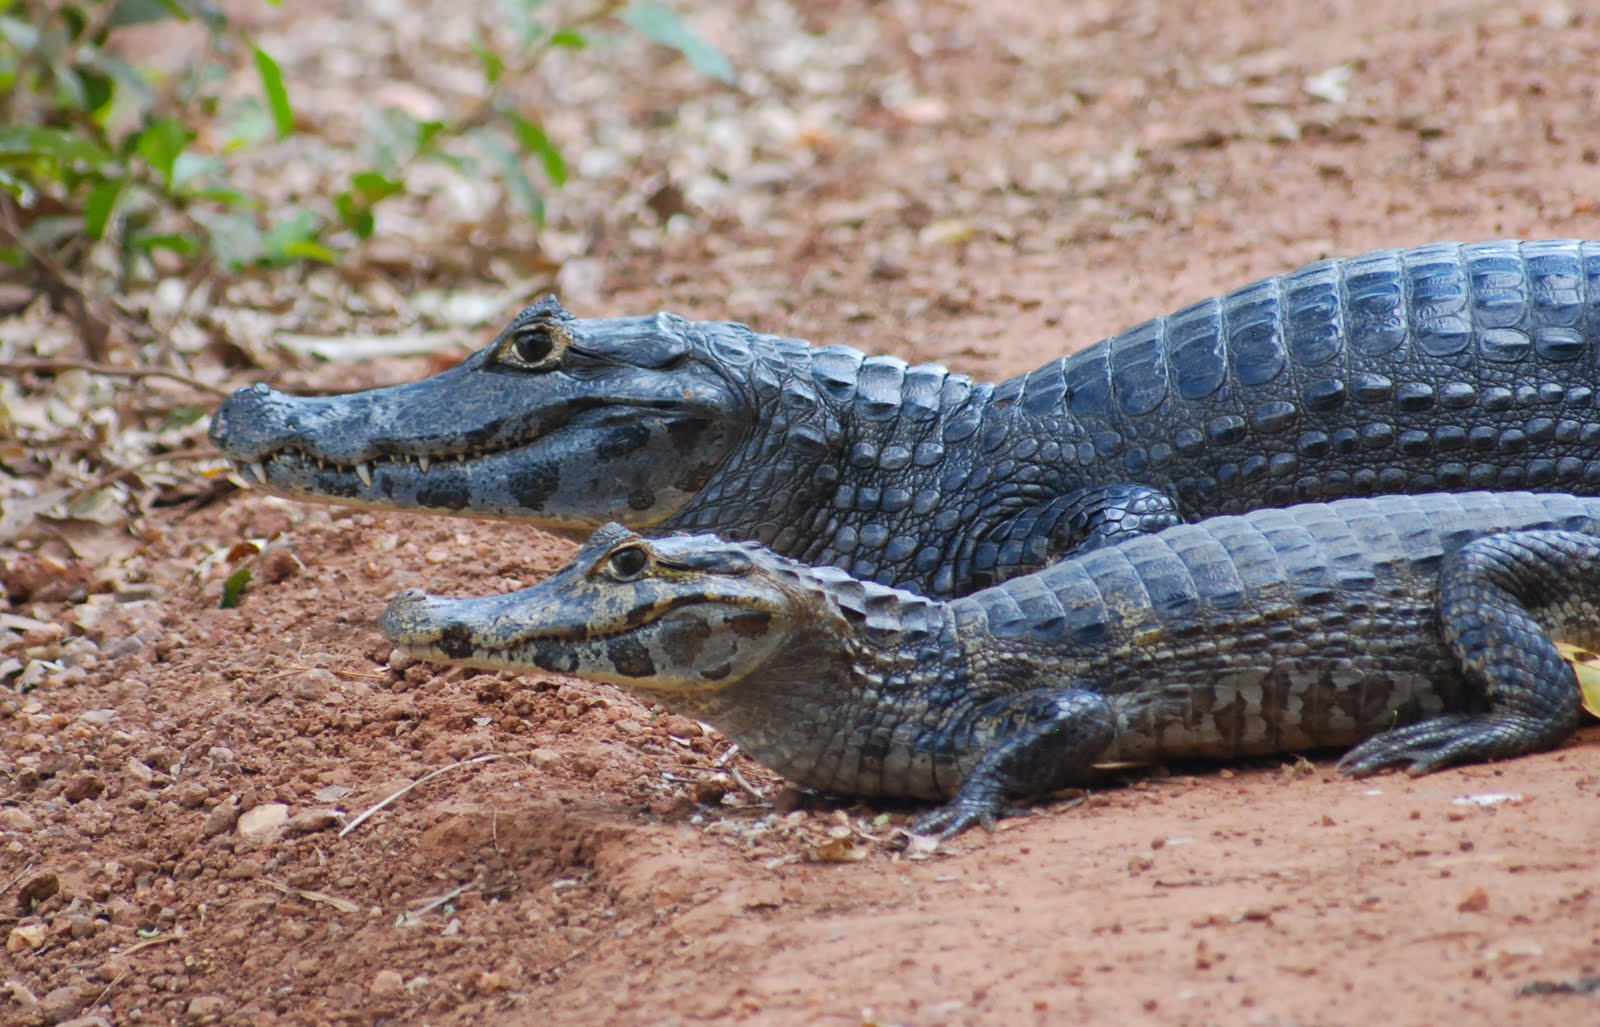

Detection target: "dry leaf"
[810, 835, 868, 863]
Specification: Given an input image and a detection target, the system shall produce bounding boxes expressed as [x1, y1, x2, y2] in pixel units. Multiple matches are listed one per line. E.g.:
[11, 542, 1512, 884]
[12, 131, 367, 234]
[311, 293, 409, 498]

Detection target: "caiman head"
[380, 524, 827, 696]
[381, 523, 943, 715]
[209, 297, 759, 535]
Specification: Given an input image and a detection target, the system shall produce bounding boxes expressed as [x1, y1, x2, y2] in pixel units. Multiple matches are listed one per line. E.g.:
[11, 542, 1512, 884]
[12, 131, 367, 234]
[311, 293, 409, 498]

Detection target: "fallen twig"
[262, 877, 362, 914]
[65, 446, 221, 501]
[0, 863, 35, 901]
[729, 763, 768, 801]
[394, 884, 470, 928]
[339, 754, 512, 838]
[0, 358, 228, 398]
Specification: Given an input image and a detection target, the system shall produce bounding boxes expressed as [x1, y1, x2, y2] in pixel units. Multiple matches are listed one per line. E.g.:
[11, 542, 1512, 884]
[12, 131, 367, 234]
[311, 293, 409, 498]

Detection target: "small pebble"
[203, 796, 242, 838]
[371, 969, 405, 999]
[63, 773, 106, 803]
[186, 994, 227, 1024]
[287, 809, 340, 836]
[236, 803, 290, 842]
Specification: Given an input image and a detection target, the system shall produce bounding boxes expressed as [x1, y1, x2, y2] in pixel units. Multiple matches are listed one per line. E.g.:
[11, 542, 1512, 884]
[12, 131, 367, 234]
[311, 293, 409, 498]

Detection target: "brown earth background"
[7, 1, 1600, 1024]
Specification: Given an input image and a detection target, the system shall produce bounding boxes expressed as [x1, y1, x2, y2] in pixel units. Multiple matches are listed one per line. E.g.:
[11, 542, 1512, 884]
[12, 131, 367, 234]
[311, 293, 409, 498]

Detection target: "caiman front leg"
[965, 483, 1186, 589]
[911, 688, 1117, 838]
[1339, 529, 1600, 776]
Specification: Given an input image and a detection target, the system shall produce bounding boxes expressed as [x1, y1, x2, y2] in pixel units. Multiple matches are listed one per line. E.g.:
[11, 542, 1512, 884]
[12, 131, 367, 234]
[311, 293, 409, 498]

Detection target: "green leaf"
[495, 0, 544, 48]
[0, 126, 112, 166]
[220, 566, 251, 608]
[475, 132, 544, 223]
[130, 232, 199, 258]
[507, 113, 566, 186]
[108, 0, 187, 28]
[0, 17, 40, 51]
[547, 27, 587, 49]
[262, 208, 329, 263]
[160, 403, 211, 431]
[226, 100, 276, 149]
[84, 179, 125, 239]
[414, 119, 446, 155]
[351, 170, 403, 203]
[280, 239, 338, 263]
[251, 44, 294, 138]
[171, 151, 223, 189]
[135, 118, 193, 185]
[620, 2, 734, 84]
[471, 39, 505, 86]
[79, 68, 115, 113]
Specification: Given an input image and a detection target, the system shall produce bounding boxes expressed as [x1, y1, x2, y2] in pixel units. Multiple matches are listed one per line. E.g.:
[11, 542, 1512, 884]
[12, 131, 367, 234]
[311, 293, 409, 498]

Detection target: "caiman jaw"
[380, 527, 798, 694]
[209, 304, 744, 530]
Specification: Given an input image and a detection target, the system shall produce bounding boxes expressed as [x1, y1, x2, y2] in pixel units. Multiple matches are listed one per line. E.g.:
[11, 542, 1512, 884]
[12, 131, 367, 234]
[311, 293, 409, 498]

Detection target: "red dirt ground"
[8, 1, 1600, 1024]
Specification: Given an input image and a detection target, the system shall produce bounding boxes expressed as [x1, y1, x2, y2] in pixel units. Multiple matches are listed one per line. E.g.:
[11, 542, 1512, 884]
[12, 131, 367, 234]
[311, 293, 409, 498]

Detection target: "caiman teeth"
[356, 461, 374, 487]
[249, 461, 267, 484]
[418, 455, 430, 473]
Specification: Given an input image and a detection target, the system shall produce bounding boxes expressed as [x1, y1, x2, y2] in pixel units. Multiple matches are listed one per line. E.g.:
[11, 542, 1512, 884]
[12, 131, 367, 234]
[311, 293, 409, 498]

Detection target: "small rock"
[1458, 886, 1491, 913]
[286, 809, 340, 836]
[76, 709, 116, 726]
[258, 546, 301, 583]
[386, 647, 414, 672]
[7, 921, 47, 952]
[172, 781, 209, 808]
[63, 773, 106, 803]
[770, 786, 809, 814]
[529, 748, 563, 766]
[16, 871, 59, 910]
[236, 803, 290, 842]
[371, 969, 405, 999]
[0, 807, 38, 832]
[39, 983, 88, 1023]
[186, 994, 227, 1024]
[614, 718, 645, 735]
[103, 637, 145, 660]
[124, 759, 157, 785]
[94, 955, 130, 981]
[658, 715, 704, 738]
[203, 796, 242, 837]
[58, 1017, 113, 1027]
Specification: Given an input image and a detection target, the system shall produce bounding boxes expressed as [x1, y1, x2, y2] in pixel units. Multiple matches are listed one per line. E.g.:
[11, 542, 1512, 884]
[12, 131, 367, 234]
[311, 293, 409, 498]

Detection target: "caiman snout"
[208, 382, 276, 453]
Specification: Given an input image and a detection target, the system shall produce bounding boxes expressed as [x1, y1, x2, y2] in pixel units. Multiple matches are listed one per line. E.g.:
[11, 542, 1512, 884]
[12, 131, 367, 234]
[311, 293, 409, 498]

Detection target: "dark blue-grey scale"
[705, 240, 1600, 596]
[213, 240, 1600, 601]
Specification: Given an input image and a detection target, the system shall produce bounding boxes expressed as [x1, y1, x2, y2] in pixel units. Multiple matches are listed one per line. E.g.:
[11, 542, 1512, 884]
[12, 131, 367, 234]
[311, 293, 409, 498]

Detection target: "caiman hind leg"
[965, 483, 1186, 589]
[910, 688, 1117, 838]
[1339, 529, 1600, 777]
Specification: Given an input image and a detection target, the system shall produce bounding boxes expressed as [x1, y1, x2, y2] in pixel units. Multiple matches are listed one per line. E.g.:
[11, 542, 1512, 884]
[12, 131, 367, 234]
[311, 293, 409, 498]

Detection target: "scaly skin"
[381, 491, 1600, 837]
[216, 240, 1600, 597]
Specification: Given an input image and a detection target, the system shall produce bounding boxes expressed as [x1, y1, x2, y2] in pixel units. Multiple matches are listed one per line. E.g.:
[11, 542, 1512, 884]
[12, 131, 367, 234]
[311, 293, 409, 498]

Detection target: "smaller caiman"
[214, 240, 1600, 599]
[381, 491, 1600, 836]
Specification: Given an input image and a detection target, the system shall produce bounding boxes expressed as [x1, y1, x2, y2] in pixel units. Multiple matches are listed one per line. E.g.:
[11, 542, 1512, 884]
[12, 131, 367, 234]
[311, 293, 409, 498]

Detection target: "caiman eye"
[605, 545, 650, 580]
[495, 321, 569, 371]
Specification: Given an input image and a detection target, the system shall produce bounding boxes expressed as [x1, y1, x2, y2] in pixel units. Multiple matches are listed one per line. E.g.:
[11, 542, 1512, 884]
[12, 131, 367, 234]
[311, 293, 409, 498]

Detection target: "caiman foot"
[908, 687, 1115, 839]
[1342, 530, 1600, 778]
[909, 792, 1033, 839]
[1337, 713, 1555, 777]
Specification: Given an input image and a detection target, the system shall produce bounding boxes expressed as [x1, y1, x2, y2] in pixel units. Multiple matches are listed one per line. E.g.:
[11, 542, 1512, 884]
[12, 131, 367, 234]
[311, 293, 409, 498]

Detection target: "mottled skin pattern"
[216, 240, 1600, 598]
[381, 492, 1600, 837]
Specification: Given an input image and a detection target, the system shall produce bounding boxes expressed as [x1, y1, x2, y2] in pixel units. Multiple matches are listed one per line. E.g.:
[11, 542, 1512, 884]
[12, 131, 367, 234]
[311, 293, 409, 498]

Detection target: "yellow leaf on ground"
[1556, 642, 1600, 718]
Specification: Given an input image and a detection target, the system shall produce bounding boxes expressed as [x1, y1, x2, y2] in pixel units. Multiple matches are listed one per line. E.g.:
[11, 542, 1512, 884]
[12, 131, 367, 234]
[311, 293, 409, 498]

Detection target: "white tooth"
[249, 461, 267, 484]
[418, 455, 430, 473]
[357, 462, 374, 487]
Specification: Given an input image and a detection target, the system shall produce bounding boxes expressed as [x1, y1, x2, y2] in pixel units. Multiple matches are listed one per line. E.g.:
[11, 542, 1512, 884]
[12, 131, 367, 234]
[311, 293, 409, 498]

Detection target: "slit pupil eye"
[514, 328, 554, 365]
[610, 548, 647, 577]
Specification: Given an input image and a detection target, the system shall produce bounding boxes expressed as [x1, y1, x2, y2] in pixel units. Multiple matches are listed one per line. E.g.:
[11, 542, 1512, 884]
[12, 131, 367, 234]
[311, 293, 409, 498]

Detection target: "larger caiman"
[213, 240, 1600, 598]
[381, 491, 1600, 837]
